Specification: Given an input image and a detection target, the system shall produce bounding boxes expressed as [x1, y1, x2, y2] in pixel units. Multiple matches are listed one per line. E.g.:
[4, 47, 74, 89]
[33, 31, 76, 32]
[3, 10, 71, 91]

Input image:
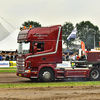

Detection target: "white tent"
[0, 23, 10, 41]
[0, 29, 20, 51]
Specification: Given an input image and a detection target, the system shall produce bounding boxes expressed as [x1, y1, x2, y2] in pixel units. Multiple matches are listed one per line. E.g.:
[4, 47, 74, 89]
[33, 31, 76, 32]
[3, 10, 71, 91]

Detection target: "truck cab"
[17, 25, 62, 81]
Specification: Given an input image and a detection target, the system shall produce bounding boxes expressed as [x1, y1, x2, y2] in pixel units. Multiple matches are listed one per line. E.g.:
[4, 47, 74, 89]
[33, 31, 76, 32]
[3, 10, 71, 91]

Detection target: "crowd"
[0, 52, 17, 61]
[62, 51, 87, 61]
[0, 50, 87, 61]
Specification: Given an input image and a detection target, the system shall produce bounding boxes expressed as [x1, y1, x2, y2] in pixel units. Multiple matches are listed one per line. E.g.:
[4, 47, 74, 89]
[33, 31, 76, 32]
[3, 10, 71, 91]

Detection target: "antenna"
[0, 15, 16, 30]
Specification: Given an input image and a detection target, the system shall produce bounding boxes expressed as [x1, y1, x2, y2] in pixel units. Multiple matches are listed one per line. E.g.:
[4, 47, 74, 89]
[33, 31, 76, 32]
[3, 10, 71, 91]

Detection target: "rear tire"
[89, 68, 100, 81]
[39, 68, 54, 82]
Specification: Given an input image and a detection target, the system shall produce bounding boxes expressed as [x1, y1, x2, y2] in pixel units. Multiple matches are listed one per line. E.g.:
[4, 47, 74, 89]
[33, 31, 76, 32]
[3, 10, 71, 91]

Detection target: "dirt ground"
[0, 73, 100, 100]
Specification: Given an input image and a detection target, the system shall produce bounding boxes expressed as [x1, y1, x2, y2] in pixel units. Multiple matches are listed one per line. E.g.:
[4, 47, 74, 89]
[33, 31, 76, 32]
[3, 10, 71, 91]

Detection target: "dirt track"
[0, 73, 31, 84]
[0, 73, 100, 100]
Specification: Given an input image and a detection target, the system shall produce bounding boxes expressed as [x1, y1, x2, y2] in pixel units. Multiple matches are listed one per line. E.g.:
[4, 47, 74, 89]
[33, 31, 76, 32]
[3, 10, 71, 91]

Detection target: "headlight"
[25, 70, 31, 73]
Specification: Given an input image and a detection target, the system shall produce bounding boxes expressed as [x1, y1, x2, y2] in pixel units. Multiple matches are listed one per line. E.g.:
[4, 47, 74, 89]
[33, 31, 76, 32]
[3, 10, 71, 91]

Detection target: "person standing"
[62, 53, 66, 61]
[66, 53, 69, 61]
[72, 53, 76, 61]
[0, 53, 2, 60]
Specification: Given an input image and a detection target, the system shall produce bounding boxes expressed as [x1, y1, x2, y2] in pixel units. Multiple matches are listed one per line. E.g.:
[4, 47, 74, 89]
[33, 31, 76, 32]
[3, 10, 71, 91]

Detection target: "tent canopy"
[0, 29, 20, 51]
[0, 23, 10, 41]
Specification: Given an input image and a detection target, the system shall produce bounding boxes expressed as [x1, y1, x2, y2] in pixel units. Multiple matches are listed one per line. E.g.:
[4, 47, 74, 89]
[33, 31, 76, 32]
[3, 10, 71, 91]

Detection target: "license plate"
[19, 74, 22, 76]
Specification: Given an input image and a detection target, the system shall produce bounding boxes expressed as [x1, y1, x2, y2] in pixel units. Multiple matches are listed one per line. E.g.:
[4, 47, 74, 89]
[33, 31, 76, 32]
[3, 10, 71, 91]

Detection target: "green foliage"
[20, 20, 42, 29]
[20, 20, 100, 49]
[62, 22, 74, 48]
[76, 21, 100, 49]
[72, 48, 78, 52]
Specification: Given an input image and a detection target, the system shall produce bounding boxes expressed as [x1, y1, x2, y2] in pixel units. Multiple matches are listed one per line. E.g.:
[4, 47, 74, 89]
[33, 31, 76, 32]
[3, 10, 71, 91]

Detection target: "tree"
[76, 21, 100, 49]
[62, 22, 74, 49]
[20, 20, 42, 29]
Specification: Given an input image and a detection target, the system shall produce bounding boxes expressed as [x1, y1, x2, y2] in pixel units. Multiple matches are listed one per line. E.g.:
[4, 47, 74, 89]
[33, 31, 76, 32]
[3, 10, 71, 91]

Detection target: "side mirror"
[33, 43, 38, 53]
[33, 46, 37, 53]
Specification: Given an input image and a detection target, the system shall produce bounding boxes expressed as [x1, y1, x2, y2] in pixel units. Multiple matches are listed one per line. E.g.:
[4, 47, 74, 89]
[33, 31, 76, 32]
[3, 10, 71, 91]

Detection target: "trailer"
[16, 25, 100, 82]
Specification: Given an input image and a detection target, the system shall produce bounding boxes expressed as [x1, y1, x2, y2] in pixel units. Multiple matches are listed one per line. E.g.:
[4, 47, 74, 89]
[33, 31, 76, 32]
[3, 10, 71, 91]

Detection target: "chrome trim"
[31, 77, 37, 78]
[66, 75, 86, 77]
[31, 71, 38, 72]
[57, 71, 64, 73]
[17, 58, 25, 71]
[67, 71, 84, 72]
[57, 76, 64, 78]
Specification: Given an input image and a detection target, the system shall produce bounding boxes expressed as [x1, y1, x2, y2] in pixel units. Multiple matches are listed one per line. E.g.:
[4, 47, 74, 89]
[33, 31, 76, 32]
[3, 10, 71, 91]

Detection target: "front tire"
[39, 68, 54, 82]
[89, 68, 100, 81]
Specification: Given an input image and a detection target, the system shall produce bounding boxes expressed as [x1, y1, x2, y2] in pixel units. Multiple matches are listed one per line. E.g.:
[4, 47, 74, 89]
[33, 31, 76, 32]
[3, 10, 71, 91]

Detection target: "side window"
[33, 42, 44, 52]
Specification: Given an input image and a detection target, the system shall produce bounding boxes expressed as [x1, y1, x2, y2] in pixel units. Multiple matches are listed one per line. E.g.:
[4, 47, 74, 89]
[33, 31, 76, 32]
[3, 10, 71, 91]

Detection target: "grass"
[0, 67, 17, 73]
[0, 70, 16, 73]
[0, 67, 16, 69]
[0, 81, 100, 88]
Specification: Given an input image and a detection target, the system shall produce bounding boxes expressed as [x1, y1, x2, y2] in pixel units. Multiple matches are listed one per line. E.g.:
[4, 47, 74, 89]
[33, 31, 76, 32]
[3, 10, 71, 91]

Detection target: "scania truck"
[16, 25, 100, 82]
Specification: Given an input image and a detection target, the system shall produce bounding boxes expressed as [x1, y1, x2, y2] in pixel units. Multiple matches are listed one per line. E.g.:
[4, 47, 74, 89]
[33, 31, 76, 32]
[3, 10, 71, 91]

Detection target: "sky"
[0, 0, 100, 33]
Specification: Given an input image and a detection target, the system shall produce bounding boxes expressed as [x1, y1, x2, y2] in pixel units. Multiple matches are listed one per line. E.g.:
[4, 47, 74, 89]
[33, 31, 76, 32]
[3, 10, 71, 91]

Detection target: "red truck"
[16, 25, 100, 82]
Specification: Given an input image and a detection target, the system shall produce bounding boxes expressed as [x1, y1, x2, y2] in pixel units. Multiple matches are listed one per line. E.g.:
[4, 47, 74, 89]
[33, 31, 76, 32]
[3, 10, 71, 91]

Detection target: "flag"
[67, 28, 76, 41]
[99, 41, 100, 46]
[81, 41, 85, 51]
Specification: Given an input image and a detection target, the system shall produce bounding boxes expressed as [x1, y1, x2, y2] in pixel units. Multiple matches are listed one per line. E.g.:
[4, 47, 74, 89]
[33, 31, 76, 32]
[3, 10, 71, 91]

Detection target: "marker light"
[29, 25, 32, 28]
[24, 26, 26, 29]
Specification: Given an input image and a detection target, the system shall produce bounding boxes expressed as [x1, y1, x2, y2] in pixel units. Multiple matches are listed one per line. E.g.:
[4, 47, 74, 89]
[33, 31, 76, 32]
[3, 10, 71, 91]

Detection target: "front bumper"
[17, 72, 31, 78]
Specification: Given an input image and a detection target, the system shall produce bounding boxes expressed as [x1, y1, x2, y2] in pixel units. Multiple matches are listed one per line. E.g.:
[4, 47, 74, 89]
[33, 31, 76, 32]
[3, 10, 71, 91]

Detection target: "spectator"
[66, 53, 69, 61]
[62, 53, 66, 61]
[84, 52, 87, 59]
[76, 54, 80, 61]
[13, 52, 16, 60]
[69, 55, 73, 61]
[1, 52, 6, 60]
[11, 52, 17, 61]
[75, 52, 78, 60]
[14, 52, 17, 60]
[0, 53, 2, 60]
[4, 52, 7, 57]
[6, 54, 9, 60]
[79, 51, 86, 61]
[11, 52, 13, 60]
[8, 52, 11, 60]
[72, 53, 76, 61]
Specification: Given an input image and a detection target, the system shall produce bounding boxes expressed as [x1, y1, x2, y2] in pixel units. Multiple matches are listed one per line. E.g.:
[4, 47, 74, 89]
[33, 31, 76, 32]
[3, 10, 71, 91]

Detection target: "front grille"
[17, 57, 25, 72]
[18, 58, 24, 61]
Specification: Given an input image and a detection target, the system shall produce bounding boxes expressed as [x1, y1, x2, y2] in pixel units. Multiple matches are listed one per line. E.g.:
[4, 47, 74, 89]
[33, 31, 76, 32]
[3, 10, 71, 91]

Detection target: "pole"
[0, 15, 15, 30]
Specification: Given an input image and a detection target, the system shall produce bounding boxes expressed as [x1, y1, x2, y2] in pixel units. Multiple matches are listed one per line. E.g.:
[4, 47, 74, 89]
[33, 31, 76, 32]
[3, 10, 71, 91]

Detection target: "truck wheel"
[89, 68, 100, 81]
[39, 68, 54, 82]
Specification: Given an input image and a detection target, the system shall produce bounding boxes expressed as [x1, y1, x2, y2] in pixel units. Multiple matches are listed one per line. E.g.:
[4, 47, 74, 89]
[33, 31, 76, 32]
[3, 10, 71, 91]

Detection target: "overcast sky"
[0, 0, 100, 33]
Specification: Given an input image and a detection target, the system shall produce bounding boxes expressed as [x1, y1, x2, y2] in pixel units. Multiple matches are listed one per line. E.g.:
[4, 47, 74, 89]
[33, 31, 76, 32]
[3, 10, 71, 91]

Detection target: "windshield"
[18, 42, 30, 54]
